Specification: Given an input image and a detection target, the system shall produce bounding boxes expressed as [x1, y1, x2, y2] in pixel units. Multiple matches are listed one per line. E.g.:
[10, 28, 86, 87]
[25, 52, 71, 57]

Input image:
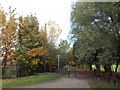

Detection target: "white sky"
[0, 0, 76, 43]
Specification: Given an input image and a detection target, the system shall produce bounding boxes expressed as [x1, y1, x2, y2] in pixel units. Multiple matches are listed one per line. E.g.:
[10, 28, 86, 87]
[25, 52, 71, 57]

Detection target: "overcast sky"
[0, 0, 76, 43]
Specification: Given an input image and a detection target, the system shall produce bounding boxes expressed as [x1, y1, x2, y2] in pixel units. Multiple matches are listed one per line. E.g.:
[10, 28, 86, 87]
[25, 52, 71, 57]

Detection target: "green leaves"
[58, 40, 70, 53]
[71, 2, 120, 69]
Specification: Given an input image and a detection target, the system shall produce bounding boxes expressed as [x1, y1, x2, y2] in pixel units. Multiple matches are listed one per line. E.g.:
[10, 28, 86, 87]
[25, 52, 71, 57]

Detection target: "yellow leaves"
[1, 8, 18, 47]
[1, 8, 18, 66]
[32, 60, 38, 65]
[31, 58, 43, 65]
[47, 20, 62, 43]
[50, 27, 56, 33]
[27, 47, 47, 57]
[40, 62, 43, 64]
[31, 59, 44, 66]
[69, 61, 76, 65]
[0, 9, 6, 26]
[34, 42, 39, 47]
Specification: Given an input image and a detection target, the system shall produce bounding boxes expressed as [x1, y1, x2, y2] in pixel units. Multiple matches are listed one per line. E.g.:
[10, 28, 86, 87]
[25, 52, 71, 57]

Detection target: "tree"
[58, 40, 70, 53]
[71, 2, 120, 72]
[47, 21, 62, 44]
[46, 43, 60, 72]
[58, 40, 71, 67]
[16, 14, 47, 76]
[66, 48, 76, 66]
[1, 7, 18, 75]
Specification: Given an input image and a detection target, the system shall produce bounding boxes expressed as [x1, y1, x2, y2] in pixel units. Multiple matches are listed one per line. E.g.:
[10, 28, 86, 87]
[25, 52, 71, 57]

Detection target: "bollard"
[114, 80, 116, 86]
[108, 77, 109, 83]
[74, 70, 77, 77]
[68, 69, 70, 77]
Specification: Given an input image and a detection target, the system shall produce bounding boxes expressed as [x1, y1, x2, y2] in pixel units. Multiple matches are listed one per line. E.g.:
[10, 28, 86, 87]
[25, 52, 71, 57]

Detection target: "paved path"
[16, 72, 92, 88]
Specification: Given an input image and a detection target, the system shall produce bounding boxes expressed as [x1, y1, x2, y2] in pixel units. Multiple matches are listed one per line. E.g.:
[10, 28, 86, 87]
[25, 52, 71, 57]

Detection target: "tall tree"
[47, 21, 62, 44]
[71, 2, 120, 72]
[58, 40, 70, 67]
[1, 7, 18, 75]
[16, 15, 47, 76]
[58, 40, 70, 53]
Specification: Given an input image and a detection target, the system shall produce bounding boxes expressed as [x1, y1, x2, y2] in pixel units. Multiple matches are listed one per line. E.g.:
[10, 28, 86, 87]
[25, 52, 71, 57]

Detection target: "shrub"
[2, 72, 13, 79]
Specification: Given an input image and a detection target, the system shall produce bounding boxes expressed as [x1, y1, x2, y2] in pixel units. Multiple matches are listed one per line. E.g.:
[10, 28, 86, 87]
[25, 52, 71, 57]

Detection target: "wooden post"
[74, 69, 77, 77]
[58, 57, 59, 73]
[114, 80, 116, 86]
[44, 23, 47, 73]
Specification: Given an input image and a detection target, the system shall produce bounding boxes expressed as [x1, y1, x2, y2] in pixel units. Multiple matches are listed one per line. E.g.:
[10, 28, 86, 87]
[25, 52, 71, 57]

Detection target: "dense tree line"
[0, 7, 74, 77]
[71, 2, 120, 74]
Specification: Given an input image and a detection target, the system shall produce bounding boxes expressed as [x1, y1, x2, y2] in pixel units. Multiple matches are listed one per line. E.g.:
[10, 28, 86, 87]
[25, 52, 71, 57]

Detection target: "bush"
[2, 72, 13, 79]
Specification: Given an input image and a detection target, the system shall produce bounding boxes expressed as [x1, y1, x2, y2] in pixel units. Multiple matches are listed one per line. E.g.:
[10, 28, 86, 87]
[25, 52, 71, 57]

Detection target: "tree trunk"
[89, 63, 92, 71]
[108, 64, 112, 76]
[115, 60, 119, 75]
[2, 55, 7, 76]
[104, 65, 107, 72]
[104, 64, 112, 75]
[95, 63, 100, 72]
[108, 64, 111, 72]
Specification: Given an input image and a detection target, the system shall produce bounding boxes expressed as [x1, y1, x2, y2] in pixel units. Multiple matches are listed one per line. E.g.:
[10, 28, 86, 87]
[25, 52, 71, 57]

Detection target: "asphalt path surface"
[16, 72, 92, 88]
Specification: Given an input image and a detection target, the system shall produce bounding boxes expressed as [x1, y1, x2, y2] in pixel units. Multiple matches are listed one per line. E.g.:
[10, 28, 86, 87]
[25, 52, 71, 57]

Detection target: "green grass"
[90, 78, 119, 88]
[2, 72, 67, 88]
[76, 65, 120, 73]
[92, 65, 120, 72]
[77, 66, 89, 70]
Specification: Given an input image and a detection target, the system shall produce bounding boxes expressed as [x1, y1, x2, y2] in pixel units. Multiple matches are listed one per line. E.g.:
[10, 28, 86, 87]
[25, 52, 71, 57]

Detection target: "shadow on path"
[68, 70, 94, 79]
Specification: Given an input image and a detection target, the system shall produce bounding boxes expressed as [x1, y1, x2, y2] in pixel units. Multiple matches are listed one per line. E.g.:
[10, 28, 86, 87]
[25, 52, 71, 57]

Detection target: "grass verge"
[2, 72, 67, 88]
[92, 65, 120, 72]
[90, 78, 119, 89]
[76, 65, 120, 72]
